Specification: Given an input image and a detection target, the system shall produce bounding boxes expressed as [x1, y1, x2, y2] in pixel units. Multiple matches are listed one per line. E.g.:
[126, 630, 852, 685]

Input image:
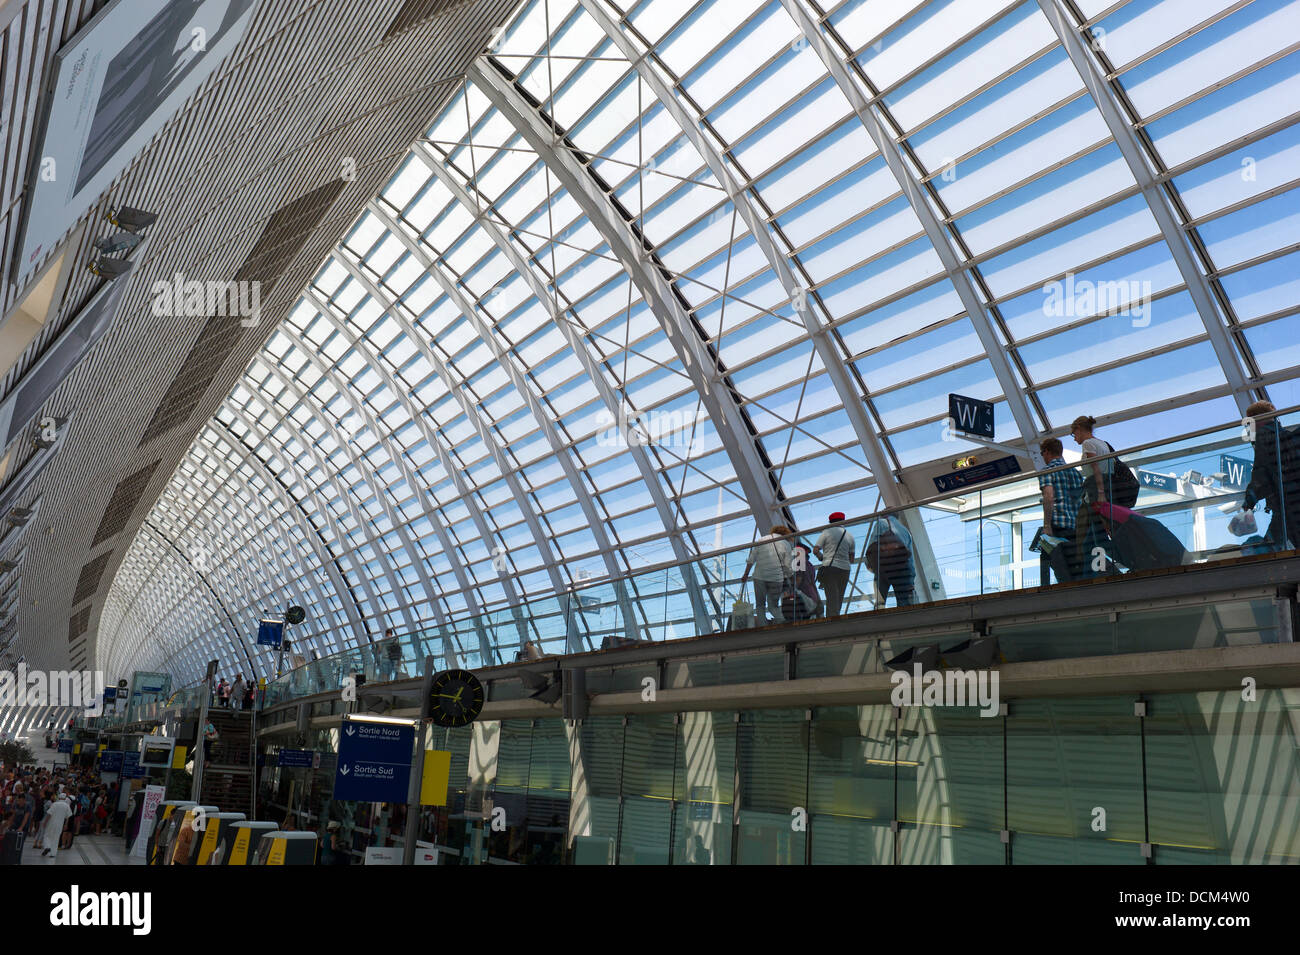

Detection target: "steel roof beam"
[467, 57, 786, 529]
[781, 0, 1044, 466]
[578, 0, 903, 508]
[411, 143, 718, 634]
[358, 209, 645, 647]
[303, 281, 528, 659]
[1035, 0, 1253, 413]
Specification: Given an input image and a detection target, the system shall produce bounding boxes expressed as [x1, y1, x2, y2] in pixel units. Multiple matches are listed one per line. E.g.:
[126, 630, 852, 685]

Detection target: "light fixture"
[87, 256, 131, 278]
[93, 232, 142, 255]
[106, 205, 157, 233]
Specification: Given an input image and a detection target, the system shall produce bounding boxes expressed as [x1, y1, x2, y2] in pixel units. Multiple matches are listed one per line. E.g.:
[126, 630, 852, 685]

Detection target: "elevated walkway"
[259, 549, 1300, 731]
[262, 407, 1300, 715]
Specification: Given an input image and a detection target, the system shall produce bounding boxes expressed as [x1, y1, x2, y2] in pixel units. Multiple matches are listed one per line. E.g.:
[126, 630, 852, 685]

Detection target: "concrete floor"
[19, 832, 146, 865]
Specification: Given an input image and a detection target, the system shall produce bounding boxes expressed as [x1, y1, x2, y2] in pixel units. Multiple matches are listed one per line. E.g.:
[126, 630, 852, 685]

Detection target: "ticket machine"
[218, 821, 279, 865]
[165, 804, 219, 865]
[194, 812, 246, 865]
[253, 830, 319, 865]
[148, 801, 195, 865]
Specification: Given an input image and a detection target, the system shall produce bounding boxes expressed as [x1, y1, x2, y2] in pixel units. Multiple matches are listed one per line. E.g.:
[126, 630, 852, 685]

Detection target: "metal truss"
[781, 0, 1044, 465]
[578, 0, 904, 508]
[357, 206, 645, 647]
[1035, 0, 1254, 413]
[467, 57, 787, 528]
[411, 143, 717, 633]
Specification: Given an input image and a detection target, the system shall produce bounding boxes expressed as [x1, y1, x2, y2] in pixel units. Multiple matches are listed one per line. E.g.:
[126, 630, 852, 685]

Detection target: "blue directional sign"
[257, 618, 285, 648]
[933, 455, 1020, 493]
[277, 749, 316, 769]
[1138, 470, 1178, 493]
[57, 738, 73, 754]
[948, 393, 995, 440]
[121, 752, 142, 778]
[1220, 454, 1252, 490]
[334, 718, 413, 803]
[99, 750, 123, 772]
[103, 687, 117, 701]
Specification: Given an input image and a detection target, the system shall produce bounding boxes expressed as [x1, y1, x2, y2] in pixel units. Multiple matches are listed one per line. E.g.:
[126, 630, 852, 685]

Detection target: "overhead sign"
[277, 749, 316, 769]
[121, 752, 142, 778]
[13, 0, 257, 285]
[333, 718, 413, 803]
[257, 618, 285, 648]
[1220, 454, 1253, 490]
[1137, 470, 1178, 493]
[99, 750, 124, 772]
[948, 393, 994, 440]
[932, 455, 1021, 493]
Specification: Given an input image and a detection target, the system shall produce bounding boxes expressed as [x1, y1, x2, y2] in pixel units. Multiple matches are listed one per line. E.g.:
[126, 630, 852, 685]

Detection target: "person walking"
[862, 515, 917, 607]
[385, 631, 404, 681]
[815, 512, 855, 616]
[1037, 437, 1084, 584]
[744, 525, 794, 625]
[203, 719, 219, 765]
[1243, 400, 1300, 550]
[230, 674, 246, 713]
[40, 793, 72, 859]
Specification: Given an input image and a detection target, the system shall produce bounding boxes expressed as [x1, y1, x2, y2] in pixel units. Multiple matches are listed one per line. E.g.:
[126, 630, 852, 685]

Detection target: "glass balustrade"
[260, 407, 1299, 706]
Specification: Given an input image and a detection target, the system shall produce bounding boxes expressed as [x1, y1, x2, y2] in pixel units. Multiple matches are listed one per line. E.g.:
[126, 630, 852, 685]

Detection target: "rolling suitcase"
[0, 829, 24, 865]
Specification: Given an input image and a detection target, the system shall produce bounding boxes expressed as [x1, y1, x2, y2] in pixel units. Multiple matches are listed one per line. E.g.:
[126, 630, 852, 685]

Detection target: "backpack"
[1105, 442, 1140, 509]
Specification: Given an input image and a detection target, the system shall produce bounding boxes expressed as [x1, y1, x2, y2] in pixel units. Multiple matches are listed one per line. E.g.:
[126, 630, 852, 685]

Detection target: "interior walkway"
[19, 832, 145, 865]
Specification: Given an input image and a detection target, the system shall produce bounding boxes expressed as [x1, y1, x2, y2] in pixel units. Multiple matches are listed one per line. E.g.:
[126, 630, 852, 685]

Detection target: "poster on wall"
[13, 0, 256, 286]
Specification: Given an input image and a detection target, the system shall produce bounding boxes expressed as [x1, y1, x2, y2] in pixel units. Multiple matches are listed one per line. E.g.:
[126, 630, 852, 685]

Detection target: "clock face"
[428, 669, 484, 727]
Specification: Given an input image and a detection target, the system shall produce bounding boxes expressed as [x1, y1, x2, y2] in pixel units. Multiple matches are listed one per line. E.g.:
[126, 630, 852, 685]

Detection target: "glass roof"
[99, 0, 1300, 681]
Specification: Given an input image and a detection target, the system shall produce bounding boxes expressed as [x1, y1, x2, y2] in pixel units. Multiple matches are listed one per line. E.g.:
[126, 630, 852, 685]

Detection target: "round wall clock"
[428, 669, 485, 727]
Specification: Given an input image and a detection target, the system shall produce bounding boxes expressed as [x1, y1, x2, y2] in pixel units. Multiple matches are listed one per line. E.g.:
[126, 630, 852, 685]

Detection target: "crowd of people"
[0, 762, 119, 860]
[735, 404, 1297, 622]
[1036, 405, 1296, 583]
[738, 509, 917, 627]
[212, 674, 255, 710]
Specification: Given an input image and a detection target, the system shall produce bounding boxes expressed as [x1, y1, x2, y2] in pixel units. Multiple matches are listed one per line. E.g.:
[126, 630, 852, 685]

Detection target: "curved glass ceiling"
[100, 0, 1300, 681]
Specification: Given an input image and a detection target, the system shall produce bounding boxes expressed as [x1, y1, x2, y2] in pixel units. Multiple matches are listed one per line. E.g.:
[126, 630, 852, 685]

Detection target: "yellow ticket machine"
[254, 831, 319, 865]
[195, 812, 247, 865]
[148, 800, 195, 865]
[220, 821, 279, 865]
[167, 804, 220, 865]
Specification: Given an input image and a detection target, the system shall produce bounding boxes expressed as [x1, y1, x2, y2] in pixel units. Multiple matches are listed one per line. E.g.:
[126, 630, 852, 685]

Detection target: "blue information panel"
[1138, 470, 1178, 493]
[334, 719, 412, 803]
[1220, 454, 1253, 490]
[277, 749, 316, 768]
[103, 687, 117, 701]
[121, 753, 142, 778]
[99, 750, 123, 772]
[933, 455, 1021, 493]
[57, 738, 73, 754]
[257, 618, 285, 648]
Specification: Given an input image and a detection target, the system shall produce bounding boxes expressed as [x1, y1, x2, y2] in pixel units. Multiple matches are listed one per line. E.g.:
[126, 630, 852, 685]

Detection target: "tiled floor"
[19, 832, 146, 865]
